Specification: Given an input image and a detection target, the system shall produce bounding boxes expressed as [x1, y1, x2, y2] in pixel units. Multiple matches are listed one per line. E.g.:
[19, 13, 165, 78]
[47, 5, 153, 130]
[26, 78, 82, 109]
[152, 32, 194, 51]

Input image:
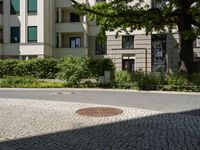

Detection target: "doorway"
[122, 59, 135, 73]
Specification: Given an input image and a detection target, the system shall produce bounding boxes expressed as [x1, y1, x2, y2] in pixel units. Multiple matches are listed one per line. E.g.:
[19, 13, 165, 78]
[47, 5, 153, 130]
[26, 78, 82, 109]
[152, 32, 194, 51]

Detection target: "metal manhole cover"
[76, 107, 123, 117]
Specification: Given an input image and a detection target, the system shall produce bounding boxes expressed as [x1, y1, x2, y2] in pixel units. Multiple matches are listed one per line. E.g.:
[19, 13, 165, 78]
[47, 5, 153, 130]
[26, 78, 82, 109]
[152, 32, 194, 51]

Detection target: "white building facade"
[0, 0, 100, 60]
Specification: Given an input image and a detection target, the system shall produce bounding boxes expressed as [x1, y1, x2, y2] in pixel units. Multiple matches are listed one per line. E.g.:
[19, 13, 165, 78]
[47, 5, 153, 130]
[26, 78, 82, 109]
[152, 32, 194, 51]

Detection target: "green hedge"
[0, 59, 59, 79]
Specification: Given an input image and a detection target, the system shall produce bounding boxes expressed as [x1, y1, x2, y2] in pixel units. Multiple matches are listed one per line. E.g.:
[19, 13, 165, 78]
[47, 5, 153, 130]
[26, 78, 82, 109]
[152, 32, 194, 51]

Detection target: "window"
[0, 2, 3, 14]
[122, 36, 134, 49]
[10, 0, 20, 14]
[10, 27, 20, 43]
[70, 13, 80, 22]
[28, 26, 37, 43]
[70, 37, 81, 48]
[28, 0, 37, 13]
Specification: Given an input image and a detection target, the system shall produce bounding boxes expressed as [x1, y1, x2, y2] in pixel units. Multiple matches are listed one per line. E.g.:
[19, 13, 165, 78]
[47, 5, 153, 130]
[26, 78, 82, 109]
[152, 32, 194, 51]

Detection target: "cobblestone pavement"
[0, 98, 200, 150]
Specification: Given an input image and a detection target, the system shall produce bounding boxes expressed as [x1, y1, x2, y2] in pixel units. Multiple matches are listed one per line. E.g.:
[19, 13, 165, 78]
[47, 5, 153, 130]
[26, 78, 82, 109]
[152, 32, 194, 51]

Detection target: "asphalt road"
[0, 88, 200, 113]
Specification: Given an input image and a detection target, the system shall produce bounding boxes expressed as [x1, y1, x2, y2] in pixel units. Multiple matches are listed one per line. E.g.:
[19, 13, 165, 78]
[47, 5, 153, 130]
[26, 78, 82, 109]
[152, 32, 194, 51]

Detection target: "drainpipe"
[145, 48, 147, 74]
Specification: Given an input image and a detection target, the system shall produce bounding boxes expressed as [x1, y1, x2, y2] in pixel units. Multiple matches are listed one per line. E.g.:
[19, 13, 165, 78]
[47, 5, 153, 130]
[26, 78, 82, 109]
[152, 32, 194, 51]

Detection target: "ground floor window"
[122, 56, 135, 73]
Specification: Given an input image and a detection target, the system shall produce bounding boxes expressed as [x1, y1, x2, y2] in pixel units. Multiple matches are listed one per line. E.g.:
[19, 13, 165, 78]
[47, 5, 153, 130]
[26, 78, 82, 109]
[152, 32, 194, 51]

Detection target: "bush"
[0, 59, 59, 79]
[57, 56, 115, 85]
[132, 72, 166, 90]
[166, 74, 189, 91]
[114, 71, 133, 89]
[57, 56, 90, 85]
[191, 73, 200, 86]
[0, 60, 19, 78]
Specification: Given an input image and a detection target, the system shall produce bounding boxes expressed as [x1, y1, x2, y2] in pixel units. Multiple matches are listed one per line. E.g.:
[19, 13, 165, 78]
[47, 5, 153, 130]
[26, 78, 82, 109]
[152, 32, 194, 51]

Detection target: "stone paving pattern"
[0, 98, 200, 150]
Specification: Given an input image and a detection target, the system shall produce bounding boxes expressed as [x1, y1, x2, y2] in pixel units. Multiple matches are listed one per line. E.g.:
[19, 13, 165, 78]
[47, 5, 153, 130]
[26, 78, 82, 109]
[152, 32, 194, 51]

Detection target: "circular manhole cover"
[76, 107, 123, 117]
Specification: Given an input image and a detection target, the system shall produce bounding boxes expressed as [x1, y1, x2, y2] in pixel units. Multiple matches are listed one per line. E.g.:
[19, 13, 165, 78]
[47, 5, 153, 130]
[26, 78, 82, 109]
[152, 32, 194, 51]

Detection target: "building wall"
[106, 35, 151, 72]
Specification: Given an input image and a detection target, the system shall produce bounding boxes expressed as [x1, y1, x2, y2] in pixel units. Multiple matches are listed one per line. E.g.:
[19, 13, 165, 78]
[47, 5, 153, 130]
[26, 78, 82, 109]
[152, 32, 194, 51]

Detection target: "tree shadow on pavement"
[0, 110, 200, 150]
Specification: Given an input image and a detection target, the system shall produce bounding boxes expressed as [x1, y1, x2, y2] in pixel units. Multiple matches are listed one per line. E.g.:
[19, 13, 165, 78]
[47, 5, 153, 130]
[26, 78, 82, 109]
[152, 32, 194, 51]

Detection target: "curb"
[0, 88, 200, 95]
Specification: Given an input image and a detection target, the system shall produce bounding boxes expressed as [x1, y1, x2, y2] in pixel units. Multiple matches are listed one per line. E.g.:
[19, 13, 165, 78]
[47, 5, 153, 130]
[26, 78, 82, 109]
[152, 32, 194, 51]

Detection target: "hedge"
[0, 58, 59, 79]
[0, 57, 115, 81]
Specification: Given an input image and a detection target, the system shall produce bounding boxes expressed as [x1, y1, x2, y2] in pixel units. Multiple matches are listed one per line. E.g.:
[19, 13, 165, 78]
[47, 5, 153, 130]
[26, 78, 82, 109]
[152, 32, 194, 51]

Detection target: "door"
[122, 59, 135, 73]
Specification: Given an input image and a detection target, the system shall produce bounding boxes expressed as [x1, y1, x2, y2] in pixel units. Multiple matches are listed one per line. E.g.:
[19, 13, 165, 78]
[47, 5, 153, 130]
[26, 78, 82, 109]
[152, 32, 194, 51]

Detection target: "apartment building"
[0, 0, 100, 60]
[105, 0, 200, 73]
[0, 0, 199, 73]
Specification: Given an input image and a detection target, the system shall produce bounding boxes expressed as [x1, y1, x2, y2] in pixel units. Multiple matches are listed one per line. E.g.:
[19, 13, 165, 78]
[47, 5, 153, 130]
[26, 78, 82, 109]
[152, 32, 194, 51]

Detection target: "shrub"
[166, 74, 189, 91]
[57, 56, 115, 85]
[57, 56, 90, 85]
[0, 60, 19, 78]
[191, 73, 200, 86]
[132, 72, 166, 90]
[0, 59, 59, 79]
[115, 71, 132, 85]
[87, 58, 115, 79]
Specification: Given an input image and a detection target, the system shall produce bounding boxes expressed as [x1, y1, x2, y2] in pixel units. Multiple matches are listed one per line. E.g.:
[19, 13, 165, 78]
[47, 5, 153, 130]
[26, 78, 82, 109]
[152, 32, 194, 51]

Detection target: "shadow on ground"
[0, 109, 200, 150]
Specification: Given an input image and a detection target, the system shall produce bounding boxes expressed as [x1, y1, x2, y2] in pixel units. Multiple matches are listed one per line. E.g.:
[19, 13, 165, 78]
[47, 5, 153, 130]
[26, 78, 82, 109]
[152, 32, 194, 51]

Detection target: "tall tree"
[71, 0, 200, 74]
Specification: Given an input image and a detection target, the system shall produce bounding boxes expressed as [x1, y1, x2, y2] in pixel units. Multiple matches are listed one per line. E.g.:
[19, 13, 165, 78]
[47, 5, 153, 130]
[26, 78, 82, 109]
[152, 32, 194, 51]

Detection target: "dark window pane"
[70, 37, 81, 48]
[28, 0, 37, 13]
[28, 26, 37, 42]
[70, 13, 80, 22]
[122, 36, 134, 49]
[10, 0, 20, 14]
[10, 27, 20, 43]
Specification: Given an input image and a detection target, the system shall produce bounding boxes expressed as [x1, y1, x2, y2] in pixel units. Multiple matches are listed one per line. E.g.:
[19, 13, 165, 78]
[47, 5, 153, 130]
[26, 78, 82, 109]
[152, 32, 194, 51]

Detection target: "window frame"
[70, 13, 80, 22]
[69, 37, 81, 48]
[10, 26, 20, 43]
[28, 26, 37, 43]
[10, 0, 20, 15]
[28, 0, 37, 14]
[122, 36, 135, 49]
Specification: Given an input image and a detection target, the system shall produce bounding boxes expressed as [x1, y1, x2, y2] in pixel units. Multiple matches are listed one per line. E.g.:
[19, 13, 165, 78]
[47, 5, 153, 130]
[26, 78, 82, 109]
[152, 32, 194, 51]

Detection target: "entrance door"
[122, 59, 135, 73]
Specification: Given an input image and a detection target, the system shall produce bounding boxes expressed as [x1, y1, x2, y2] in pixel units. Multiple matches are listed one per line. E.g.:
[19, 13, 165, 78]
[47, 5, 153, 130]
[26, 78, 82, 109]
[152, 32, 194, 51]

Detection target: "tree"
[71, 0, 200, 75]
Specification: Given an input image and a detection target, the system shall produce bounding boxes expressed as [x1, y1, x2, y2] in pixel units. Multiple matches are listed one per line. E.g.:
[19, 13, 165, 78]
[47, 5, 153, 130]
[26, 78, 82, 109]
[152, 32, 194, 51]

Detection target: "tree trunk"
[179, 35, 194, 74]
[178, 11, 194, 74]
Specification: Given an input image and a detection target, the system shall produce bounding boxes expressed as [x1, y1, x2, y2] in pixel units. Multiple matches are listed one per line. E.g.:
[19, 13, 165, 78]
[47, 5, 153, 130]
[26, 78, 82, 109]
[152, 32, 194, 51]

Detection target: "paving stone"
[0, 98, 200, 149]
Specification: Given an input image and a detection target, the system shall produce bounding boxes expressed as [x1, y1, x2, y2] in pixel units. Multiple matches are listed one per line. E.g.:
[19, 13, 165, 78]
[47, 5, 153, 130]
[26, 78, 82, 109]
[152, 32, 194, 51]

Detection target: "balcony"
[56, 0, 87, 8]
[55, 47, 88, 57]
[56, 22, 87, 33]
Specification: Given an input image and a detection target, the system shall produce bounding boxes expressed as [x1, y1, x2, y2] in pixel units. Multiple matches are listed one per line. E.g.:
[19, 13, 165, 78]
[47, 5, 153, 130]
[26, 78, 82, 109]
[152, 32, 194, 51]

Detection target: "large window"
[70, 13, 80, 22]
[28, 26, 37, 43]
[28, 0, 37, 13]
[10, 27, 20, 43]
[122, 36, 134, 49]
[10, 0, 20, 14]
[70, 37, 81, 48]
